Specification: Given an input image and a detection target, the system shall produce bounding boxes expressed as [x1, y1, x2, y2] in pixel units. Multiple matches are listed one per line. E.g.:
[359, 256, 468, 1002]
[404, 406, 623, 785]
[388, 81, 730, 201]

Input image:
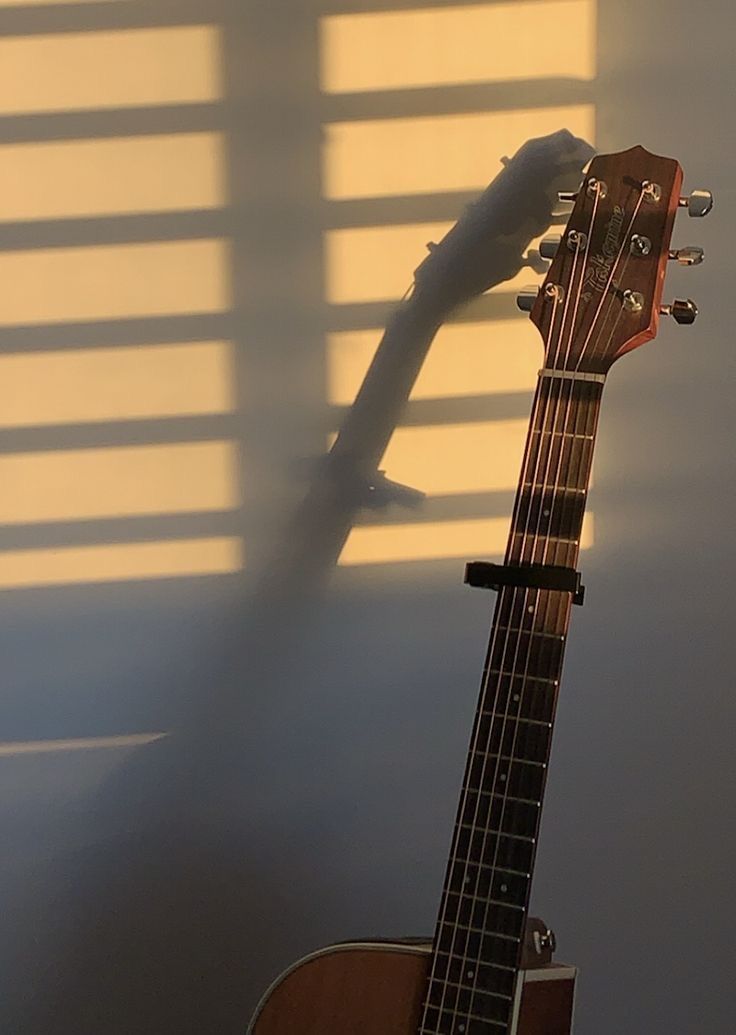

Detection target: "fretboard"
[419, 375, 603, 1035]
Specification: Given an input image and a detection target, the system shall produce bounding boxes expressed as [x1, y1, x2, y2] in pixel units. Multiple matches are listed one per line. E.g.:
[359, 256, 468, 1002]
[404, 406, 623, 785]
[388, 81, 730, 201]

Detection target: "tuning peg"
[678, 189, 713, 217]
[539, 235, 562, 260]
[660, 298, 698, 324]
[668, 246, 705, 266]
[516, 286, 540, 312]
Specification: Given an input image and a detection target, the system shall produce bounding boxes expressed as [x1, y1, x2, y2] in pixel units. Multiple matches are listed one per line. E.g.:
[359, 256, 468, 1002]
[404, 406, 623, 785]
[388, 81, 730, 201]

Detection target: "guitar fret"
[531, 428, 594, 440]
[511, 528, 580, 543]
[458, 824, 535, 845]
[492, 865, 530, 878]
[487, 670, 558, 685]
[441, 923, 520, 944]
[488, 628, 564, 676]
[437, 922, 522, 969]
[433, 948, 517, 973]
[467, 756, 547, 804]
[472, 752, 546, 769]
[492, 626, 565, 642]
[474, 705, 553, 759]
[473, 790, 541, 807]
[455, 823, 536, 874]
[512, 480, 588, 549]
[423, 976, 516, 1028]
[427, 1011, 508, 1026]
[444, 888, 527, 914]
[480, 713, 552, 729]
[419, 1020, 507, 1033]
[429, 947, 519, 1011]
[480, 675, 557, 725]
[521, 481, 586, 494]
[427, 977, 513, 1002]
[450, 861, 530, 905]
[457, 791, 541, 851]
[451, 858, 531, 879]
[483, 896, 523, 913]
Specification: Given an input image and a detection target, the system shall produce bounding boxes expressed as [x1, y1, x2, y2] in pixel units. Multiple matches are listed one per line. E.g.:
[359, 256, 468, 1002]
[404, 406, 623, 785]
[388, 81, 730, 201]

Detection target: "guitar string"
[430, 186, 595, 1032]
[445, 174, 647, 1030]
[436, 191, 597, 1033]
[418, 320, 565, 1032]
[477, 179, 649, 1029]
[593, 219, 642, 364]
[419, 211, 584, 1028]
[467, 179, 649, 1030]
[448, 187, 601, 1031]
[574, 189, 647, 367]
[424, 176, 651, 1034]
[417, 388, 551, 1032]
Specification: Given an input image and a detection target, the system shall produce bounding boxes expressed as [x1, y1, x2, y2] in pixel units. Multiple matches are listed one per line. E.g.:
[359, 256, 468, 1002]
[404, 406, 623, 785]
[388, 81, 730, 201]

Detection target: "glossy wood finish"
[530, 144, 683, 370]
[248, 942, 575, 1035]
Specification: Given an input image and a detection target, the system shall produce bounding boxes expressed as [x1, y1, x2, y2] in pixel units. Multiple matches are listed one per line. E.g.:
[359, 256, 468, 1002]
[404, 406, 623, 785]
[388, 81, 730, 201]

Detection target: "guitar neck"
[421, 373, 604, 1035]
[507, 373, 602, 567]
[419, 141, 697, 1035]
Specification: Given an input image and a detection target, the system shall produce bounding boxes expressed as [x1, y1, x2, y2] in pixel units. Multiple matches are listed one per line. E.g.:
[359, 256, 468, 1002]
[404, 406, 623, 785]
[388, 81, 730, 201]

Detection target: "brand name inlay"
[582, 205, 625, 300]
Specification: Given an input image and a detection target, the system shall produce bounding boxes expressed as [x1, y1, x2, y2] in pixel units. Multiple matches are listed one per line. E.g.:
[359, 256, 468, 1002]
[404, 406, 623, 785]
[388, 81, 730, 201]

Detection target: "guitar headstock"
[522, 145, 710, 375]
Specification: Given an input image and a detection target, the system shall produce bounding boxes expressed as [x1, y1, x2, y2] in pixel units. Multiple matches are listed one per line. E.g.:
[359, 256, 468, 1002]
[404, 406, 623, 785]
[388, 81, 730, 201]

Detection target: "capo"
[464, 561, 585, 605]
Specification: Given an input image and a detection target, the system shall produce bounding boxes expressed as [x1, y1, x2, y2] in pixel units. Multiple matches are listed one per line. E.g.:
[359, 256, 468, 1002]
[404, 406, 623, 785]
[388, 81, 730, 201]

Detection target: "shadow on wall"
[0, 1, 601, 1033]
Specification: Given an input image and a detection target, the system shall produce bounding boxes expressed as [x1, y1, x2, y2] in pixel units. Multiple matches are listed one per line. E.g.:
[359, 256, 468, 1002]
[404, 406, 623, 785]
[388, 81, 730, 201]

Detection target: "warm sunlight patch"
[324, 106, 595, 199]
[382, 419, 529, 495]
[0, 240, 228, 325]
[321, 1, 597, 93]
[0, 442, 238, 524]
[0, 538, 241, 591]
[0, 343, 234, 428]
[326, 225, 559, 305]
[328, 322, 542, 406]
[340, 513, 594, 565]
[325, 221, 449, 304]
[0, 133, 225, 220]
[0, 26, 221, 115]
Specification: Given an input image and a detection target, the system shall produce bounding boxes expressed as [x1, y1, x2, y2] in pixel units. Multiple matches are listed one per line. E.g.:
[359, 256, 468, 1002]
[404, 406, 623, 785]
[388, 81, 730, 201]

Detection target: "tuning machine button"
[557, 191, 577, 204]
[668, 246, 705, 266]
[660, 298, 698, 324]
[539, 235, 562, 260]
[678, 189, 713, 217]
[534, 927, 557, 954]
[516, 286, 540, 312]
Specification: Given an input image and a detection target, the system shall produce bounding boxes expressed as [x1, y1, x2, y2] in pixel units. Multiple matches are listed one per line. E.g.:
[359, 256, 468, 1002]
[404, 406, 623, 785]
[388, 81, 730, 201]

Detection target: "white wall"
[0, 2, 732, 1033]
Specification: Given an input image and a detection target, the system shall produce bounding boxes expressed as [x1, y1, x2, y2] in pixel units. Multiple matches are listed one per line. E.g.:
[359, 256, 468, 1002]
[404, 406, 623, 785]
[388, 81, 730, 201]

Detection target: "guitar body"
[247, 940, 576, 1035]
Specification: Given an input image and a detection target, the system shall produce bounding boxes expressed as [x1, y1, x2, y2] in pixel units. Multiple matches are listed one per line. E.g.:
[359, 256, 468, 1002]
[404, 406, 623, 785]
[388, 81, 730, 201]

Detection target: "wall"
[0, 2, 732, 1033]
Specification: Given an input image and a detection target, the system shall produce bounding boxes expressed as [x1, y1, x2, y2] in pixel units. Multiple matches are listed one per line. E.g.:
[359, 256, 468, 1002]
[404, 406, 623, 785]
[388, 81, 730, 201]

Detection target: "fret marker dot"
[458, 1026, 465, 1033]
[543, 508, 550, 517]
[527, 606, 534, 613]
[500, 883, 508, 893]
[513, 693, 520, 702]
[467, 970, 475, 979]
[500, 772, 507, 782]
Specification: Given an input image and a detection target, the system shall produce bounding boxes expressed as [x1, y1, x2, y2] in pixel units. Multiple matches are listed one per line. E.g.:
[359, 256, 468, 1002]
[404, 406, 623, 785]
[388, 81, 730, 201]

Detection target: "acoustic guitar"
[247, 145, 709, 1035]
